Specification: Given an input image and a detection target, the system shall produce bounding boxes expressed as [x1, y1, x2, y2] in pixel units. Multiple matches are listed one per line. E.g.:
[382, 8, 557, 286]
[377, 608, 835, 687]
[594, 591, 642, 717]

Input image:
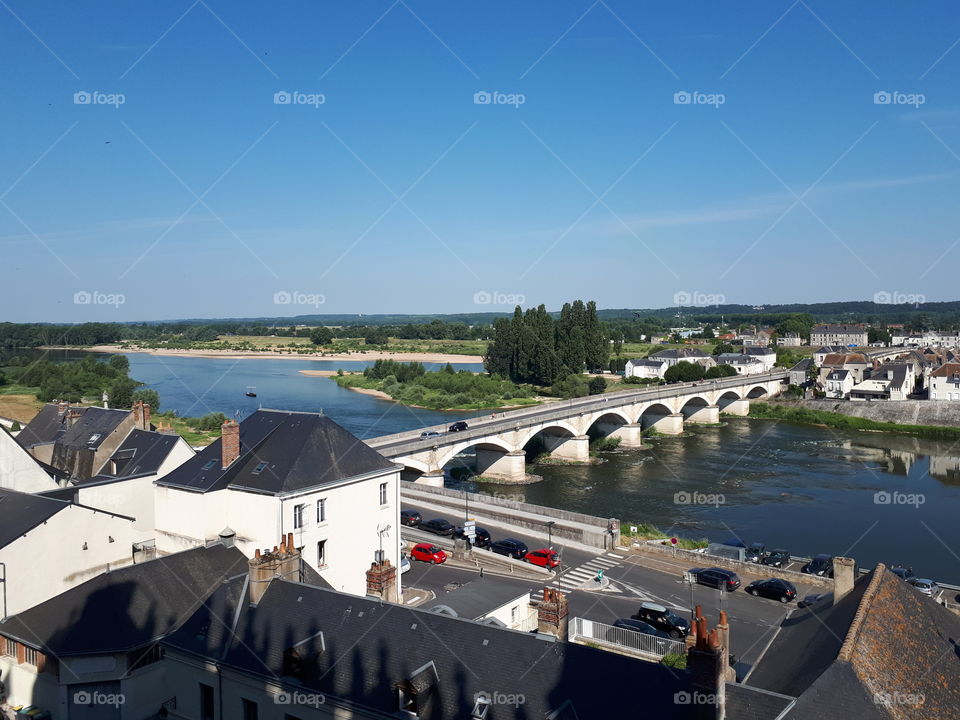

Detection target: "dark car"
[453, 525, 491, 548]
[448, 421, 469, 432]
[744, 542, 766, 563]
[890, 565, 916, 583]
[420, 518, 455, 536]
[489, 537, 529, 559]
[797, 592, 833, 609]
[400, 509, 422, 527]
[762, 548, 791, 569]
[608, 619, 673, 653]
[801, 554, 834, 577]
[745, 578, 797, 603]
[689, 567, 740, 591]
[632, 601, 690, 638]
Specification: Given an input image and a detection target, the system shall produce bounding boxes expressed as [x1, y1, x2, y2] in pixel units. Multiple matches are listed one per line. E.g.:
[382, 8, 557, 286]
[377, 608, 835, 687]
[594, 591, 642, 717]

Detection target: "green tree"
[868, 327, 891, 344]
[363, 327, 389, 345]
[588, 376, 607, 395]
[664, 361, 706, 383]
[583, 301, 609, 371]
[108, 377, 137, 408]
[131, 388, 161, 413]
[310, 327, 334, 345]
[108, 354, 130, 373]
[705, 364, 738, 379]
[712, 343, 735, 356]
[611, 329, 624, 357]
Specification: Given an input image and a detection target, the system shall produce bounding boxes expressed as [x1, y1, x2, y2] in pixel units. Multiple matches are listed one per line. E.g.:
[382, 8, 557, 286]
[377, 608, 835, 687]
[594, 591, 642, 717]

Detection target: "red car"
[411, 543, 447, 564]
[524, 548, 560, 569]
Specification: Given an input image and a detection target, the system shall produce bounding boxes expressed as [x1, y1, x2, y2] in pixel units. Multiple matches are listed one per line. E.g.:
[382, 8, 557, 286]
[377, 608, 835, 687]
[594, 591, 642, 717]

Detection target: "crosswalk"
[549, 554, 622, 593]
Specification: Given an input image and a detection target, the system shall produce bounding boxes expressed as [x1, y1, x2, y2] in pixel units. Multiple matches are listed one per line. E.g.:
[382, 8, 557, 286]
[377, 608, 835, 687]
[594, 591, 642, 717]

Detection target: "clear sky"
[3, 1, 960, 322]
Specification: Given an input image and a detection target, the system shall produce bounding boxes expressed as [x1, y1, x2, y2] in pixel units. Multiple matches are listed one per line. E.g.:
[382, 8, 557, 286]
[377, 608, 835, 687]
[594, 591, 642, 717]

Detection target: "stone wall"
[797, 398, 960, 427]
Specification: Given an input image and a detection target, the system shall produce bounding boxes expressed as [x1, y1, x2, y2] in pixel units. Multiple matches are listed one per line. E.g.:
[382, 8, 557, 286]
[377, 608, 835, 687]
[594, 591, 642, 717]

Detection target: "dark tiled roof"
[726, 684, 795, 720]
[57, 407, 130, 450]
[789, 359, 813, 372]
[109, 428, 183, 477]
[157, 410, 395, 495]
[869, 363, 910, 387]
[0, 488, 70, 549]
[827, 370, 850, 381]
[745, 347, 775, 356]
[627, 358, 666, 367]
[0, 544, 248, 655]
[652, 348, 710, 360]
[167, 578, 697, 719]
[15, 404, 65, 448]
[931, 362, 960, 378]
[813, 325, 867, 335]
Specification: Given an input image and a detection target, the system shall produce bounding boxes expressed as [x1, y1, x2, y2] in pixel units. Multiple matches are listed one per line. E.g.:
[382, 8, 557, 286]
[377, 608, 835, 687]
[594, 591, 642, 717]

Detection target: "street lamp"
[545, 520, 555, 550]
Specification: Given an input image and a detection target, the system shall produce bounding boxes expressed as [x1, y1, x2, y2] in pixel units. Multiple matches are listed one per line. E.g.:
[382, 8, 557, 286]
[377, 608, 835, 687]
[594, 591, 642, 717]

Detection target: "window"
[252, 462, 268, 475]
[242, 698, 258, 720]
[379, 482, 388, 506]
[202, 460, 216, 470]
[317, 540, 327, 567]
[316, 498, 326, 523]
[4, 638, 15, 657]
[23, 647, 38, 666]
[199, 683, 215, 720]
[293, 504, 305, 529]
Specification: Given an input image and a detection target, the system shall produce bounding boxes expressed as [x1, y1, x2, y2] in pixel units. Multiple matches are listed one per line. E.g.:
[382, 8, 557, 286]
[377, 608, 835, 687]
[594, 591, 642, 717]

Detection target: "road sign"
[463, 519, 476, 540]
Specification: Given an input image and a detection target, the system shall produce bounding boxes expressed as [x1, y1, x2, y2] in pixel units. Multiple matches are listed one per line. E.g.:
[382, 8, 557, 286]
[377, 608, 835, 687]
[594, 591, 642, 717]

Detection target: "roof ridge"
[836, 564, 886, 662]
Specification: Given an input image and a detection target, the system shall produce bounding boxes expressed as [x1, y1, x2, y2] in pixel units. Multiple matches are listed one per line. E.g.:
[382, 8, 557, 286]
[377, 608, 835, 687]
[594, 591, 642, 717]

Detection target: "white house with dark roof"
[624, 357, 668, 379]
[154, 409, 402, 597]
[824, 369, 854, 399]
[715, 353, 766, 375]
[929, 362, 960, 400]
[849, 363, 914, 401]
[0, 425, 59, 493]
[648, 347, 716, 370]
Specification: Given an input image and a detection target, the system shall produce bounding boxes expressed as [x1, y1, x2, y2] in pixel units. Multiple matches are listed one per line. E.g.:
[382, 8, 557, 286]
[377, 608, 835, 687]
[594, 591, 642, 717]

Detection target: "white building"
[0, 425, 59, 493]
[714, 353, 765, 375]
[824, 370, 854, 399]
[744, 347, 777, 371]
[624, 357, 668, 379]
[776, 333, 802, 347]
[154, 409, 402, 597]
[648, 348, 716, 370]
[930, 363, 960, 400]
[850, 363, 914, 401]
[810, 325, 867, 347]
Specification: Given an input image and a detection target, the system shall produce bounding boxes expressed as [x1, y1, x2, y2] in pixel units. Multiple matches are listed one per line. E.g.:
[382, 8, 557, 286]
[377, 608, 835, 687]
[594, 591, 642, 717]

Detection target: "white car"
[910, 578, 940, 598]
[400, 553, 411, 574]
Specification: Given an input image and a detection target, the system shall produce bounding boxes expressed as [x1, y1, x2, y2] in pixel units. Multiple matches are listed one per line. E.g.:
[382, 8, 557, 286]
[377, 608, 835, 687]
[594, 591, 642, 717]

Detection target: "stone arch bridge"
[365, 371, 787, 484]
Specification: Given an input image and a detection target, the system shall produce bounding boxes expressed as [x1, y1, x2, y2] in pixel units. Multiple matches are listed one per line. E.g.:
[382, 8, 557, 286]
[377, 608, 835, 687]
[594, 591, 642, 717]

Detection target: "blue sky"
[3, 1, 960, 322]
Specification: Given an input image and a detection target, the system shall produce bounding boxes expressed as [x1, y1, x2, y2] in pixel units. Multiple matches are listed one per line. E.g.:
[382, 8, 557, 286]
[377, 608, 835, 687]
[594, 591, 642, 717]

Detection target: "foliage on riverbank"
[749, 401, 960, 440]
[333, 361, 539, 410]
[155, 411, 226, 445]
[620, 523, 708, 550]
[2, 354, 154, 408]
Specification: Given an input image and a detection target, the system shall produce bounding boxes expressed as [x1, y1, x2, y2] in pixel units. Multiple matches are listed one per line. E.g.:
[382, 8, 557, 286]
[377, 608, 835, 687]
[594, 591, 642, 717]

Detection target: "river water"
[13, 351, 960, 580]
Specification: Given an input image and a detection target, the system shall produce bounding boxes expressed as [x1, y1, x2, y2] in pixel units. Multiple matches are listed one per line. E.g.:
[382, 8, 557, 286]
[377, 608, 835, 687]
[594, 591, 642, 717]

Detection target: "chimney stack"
[248, 536, 302, 605]
[686, 612, 733, 719]
[141, 403, 150, 430]
[537, 587, 569, 639]
[221, 419, 240, 469]
[57, 401, 69, 419]
[366, 558, 398, 603]
[833, 557, 856, 605]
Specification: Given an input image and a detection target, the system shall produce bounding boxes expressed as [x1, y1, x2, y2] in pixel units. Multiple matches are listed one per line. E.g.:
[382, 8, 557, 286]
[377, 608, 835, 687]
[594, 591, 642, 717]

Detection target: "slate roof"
[0, 488, 71, 549]
[745, 347, 776, 356]
[652, 348, 710, 360]
[14, 403, 66, 448]
[166, 578, 702, 719]
[16, 404, 131, 452]
[812, 325, 867, 335]
[826, 370, 850, 381]
[107, 428, 183, 477]
[867, 363, 910, 388]
[156, 409, 395, 495]
[789, 358, 813, 372]
[0, 543, 248, 655]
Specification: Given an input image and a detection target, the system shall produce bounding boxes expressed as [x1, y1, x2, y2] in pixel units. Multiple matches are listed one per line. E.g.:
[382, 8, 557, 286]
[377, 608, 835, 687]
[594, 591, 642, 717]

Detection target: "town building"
[849, 363, 915, 401]
[776, 332, 802, 347]
[813, 346, 848, 364]
[788, 358, 813, 386]
[929, 362, 960, 400]
[154, 409, 402, 597]
[648, 347, 717, 370]
[818, 353, 870, 386]
[824, 369, 854, 399]
[624, 357, 668, 379]
[715, 353, 766, 375]
[810, 324, 868, 347]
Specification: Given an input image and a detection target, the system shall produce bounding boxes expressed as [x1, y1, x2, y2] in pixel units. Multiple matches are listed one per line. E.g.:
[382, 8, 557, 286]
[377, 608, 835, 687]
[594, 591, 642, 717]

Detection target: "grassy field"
[156, 414, 222, 446]
[113, 335, 488, 357]
[0, 390, 43, 423]
[619, 522, 708, 550]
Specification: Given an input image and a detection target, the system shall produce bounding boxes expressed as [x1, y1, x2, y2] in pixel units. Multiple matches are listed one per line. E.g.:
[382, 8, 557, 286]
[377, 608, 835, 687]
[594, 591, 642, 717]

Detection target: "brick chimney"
[537, 587, 569, 639]
[141, 403, 150, 430]
[687, 614, 728, 720]
[57, 400, 68, 419]
[366, 559, 398, 603]
[833, 556, 856, 605]
[221, 419, 240, 469]
[248, 533, 301, 605]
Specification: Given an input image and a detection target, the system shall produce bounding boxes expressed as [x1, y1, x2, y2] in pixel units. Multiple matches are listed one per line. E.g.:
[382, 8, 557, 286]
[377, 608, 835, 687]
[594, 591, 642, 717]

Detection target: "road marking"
[606, 553, 625, 559]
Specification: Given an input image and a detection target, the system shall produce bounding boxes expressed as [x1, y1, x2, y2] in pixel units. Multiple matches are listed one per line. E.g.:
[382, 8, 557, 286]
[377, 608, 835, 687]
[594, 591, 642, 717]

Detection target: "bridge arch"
[517, 420, 581, 450]
[435, 437, 516, 471]
[585, 410, 633, 436]
[638, 402, 673, 427]
[715, 390, 743, 411]
[746, 385, 769, 399]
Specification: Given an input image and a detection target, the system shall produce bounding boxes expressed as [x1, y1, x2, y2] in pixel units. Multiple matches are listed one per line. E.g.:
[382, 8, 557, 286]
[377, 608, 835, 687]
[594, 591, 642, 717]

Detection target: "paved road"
[400, 500, 819, 676]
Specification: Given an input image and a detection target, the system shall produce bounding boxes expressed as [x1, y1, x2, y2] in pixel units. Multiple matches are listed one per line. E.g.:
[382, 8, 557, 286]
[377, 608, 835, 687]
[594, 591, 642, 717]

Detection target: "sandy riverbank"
[74, 345, 484, 364]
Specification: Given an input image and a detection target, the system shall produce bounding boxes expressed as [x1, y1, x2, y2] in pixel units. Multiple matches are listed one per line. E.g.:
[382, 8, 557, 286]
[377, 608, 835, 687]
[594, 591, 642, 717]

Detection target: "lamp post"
[545, 520, 555, 550]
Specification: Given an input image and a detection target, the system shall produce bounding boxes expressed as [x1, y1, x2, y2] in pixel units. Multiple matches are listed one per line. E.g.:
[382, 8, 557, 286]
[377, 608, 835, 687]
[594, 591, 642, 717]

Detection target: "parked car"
[890, 565, 916, 583]
[745, 578, 797, 603]
[797, 592, 833, 609]
[400, 509, 422, 527]
[797, 592, 832, 609]
[489, 538, 529, 559]
[410, 543, 447, 564]
[801, 554, 834, 577]
[419, 430, 441, 439]
[524, 548, 560, 569]
[400, 553, 411, 573]
[762, 548, 791, 569]
[453, 525, 491, 548]
[910, 578, 941, 598]
[420, 518, 455, 536]
[744, 542, 766, 563]
[721, 538, 746, 549]
[448, 421, 469, 432]
[632, 601, 690, 638]
[608, 619, 673, 653]
[688, 567, 741, 591]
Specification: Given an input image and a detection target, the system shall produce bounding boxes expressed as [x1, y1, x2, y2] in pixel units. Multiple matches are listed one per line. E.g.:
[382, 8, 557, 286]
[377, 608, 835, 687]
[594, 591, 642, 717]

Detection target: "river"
[12, 350, 960, 580]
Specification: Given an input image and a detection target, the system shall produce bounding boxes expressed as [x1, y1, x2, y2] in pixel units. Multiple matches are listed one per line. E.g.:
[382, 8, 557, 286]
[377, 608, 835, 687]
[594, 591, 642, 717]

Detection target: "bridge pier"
[685, 405, 720, 425]
[413, 470, 446, 488]
[603, 423, 646, 448]
[649, 413, 684, 435]
[476, 449, 528, 483]
[721, 400, 750, 416]
[542, 434, 591, 462]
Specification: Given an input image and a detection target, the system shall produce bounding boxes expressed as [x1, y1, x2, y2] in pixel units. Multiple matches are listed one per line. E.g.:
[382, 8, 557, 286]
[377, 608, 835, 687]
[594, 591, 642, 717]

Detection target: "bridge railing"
[369, 370, 788, 454]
